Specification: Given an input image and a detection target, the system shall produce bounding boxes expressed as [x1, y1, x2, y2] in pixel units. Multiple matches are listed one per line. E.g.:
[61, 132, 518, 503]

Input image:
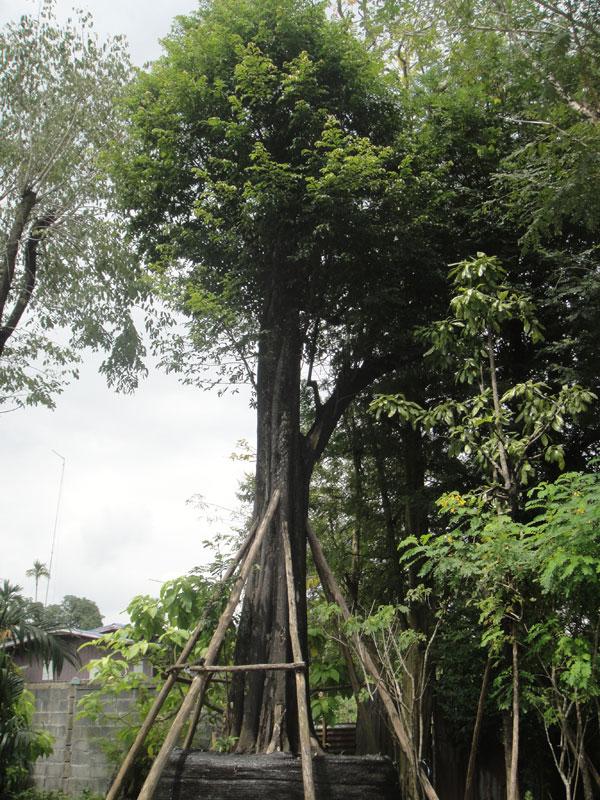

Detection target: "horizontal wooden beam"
[184, 661, 306, 673]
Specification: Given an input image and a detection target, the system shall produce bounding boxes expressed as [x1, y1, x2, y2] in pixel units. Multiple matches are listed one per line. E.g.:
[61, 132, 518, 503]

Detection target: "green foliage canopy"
[113, 0, 445, 392]
[404, 470, 600, 710]
[78, 571, 235, 770]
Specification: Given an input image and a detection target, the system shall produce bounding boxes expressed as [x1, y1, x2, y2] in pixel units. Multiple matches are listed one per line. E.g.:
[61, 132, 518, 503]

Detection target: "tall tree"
[346, 0, 600, 432]
[114, 0, 447, 752]
[0, 2, 146, 409]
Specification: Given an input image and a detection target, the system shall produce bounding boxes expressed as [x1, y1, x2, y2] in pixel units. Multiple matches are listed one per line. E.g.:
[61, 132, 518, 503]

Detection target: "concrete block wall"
[29, 682, 214, 797]
[29, 682, 134, 797]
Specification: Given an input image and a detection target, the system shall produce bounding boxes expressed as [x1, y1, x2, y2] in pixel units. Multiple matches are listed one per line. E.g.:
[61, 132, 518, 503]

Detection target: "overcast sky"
[0, 0, 256, 622]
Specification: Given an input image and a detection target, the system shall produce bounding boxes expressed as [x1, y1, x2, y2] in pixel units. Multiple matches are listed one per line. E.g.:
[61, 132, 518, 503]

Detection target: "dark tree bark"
[502, 712, 512, 800]
[508, 624, 520, 800]
[369, 421, 399, 585]
[400, 423, 437, 788]
[231, 289, 307, 754]
[0, 189, 36, 317]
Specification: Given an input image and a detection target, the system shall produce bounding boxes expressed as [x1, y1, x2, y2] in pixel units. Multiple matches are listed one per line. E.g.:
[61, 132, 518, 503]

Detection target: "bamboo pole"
[307, 521, 440, 800]
[136, 490, 281, 800]
[105, 518, 260, 800]
[282, 521, 316, 800]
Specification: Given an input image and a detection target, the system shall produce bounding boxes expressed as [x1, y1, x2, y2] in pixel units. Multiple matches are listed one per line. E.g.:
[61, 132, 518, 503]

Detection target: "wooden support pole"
[307, 521, 440, 800]
[136, 490, 281, 800]
[282, 521, 316, 800]
[105, 518, 259, 800]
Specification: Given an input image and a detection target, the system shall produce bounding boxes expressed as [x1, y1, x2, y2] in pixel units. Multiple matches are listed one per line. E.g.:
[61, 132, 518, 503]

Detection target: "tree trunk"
[464, 657, 492, 800]
[346, 410, 365, 610]
[231, 295, 308, 754]
[575, 704, 594, 800]
[506, 627, 520, 800]
[368, 418, 402, 600]
[0, 210, 54, 355]
[229, 290, 401, 753]
[502, 712, 512, 800]
[395, 423, 435, 797]
[0, 188, 36, 320]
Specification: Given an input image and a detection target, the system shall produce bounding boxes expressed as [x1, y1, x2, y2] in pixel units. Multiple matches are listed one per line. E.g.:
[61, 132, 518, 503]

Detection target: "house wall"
[16, 642, 110, 682]
[13, 635, 154, 683]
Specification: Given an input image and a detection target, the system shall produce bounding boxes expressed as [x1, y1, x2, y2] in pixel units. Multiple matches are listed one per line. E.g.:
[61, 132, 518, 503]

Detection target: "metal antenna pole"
[45, 449, 65, 607]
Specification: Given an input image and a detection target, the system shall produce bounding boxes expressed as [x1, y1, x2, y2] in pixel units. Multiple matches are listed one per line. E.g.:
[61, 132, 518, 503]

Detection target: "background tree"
[340, 0, 600, 442]
[23, 593, 103, 631]
[60, 595, 103, 629]
[319, 251, 595, 798]
[403, 471, 600, 800]
[373, 254, 595, 513]
[323, 14, 600, 793]
[0, 1, 146, 409]
[25, 560, 49, 604]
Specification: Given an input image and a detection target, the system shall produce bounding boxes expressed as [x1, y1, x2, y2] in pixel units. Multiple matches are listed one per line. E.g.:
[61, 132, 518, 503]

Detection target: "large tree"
[0, 2, 145, 409]
[114, 0, 447, 752]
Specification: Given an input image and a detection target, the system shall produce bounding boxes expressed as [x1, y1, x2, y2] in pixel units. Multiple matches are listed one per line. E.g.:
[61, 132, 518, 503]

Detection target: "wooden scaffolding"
[105, 487, 438, 800]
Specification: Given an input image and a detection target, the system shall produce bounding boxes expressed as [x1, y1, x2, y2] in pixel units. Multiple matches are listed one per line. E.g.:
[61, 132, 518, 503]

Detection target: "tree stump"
[155, 751, 401, 800]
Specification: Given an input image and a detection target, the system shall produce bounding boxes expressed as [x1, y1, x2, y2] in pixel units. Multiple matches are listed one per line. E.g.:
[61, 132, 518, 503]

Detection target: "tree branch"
[307, 379, 321, 410]
[547, 73, 599, 122]
[306, 319, 321, 408]
[533, 0, 598, 37]
[0, 189, 37, 321]
[220, 321, 257, 392]
[303, 352, 402, 472]
[0, 211, 56, 355]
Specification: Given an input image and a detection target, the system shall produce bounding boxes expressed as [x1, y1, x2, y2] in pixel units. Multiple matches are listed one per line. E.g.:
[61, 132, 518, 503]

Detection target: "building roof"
[1, 622, 124, 650]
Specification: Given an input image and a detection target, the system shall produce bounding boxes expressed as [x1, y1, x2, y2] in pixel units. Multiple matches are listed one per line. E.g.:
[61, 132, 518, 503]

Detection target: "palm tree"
[0, 580, 77, 796]
[25, 560, 49, 603]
